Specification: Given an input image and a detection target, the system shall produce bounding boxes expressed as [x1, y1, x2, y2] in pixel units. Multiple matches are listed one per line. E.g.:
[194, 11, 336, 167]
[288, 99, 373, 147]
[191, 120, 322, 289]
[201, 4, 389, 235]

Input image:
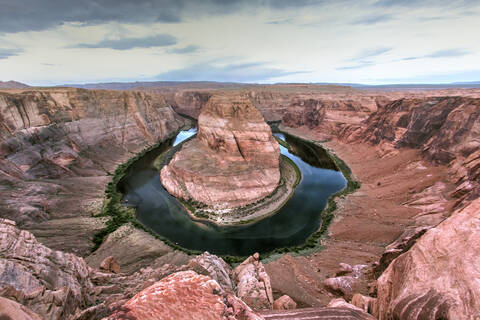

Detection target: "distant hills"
[60, 81, 251, 90]
[2, 79, 480, 91]
[0, 81, 30, 89]
[63, 80, 480, 91]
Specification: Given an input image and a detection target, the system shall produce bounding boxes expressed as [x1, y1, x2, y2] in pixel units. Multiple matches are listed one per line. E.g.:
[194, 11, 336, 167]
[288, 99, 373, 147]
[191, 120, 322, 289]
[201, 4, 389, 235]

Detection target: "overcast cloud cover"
[0, 0, 479, 85]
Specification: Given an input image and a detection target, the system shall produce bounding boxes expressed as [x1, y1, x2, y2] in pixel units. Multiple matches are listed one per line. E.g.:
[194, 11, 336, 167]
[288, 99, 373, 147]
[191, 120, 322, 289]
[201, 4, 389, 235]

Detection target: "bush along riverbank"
[91, 126, 204, 257]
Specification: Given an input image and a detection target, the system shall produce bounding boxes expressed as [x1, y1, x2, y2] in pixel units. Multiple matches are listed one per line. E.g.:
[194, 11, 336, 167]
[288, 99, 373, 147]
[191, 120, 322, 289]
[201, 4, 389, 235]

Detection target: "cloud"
[426, 48, 471, 58]
[0, 48, 22, 59]
[266, 18, 294, 25]
[166, 45, 199, 54]
[336, 61, 374, 70]
[401, 48, 471, 61]
[73, 34, 177, 50]
[352, 47, 393, 60]
[0, 0, 336, 33]
[336, 47, 392, 70]
[155, 61, 307, 82]
[374, 0, 480, 8]
[351, 14, 394, 25]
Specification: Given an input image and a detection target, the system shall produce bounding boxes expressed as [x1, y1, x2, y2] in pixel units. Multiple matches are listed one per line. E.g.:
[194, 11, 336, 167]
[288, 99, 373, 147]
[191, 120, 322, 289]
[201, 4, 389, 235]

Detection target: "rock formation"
[233, 253, 274, 310]
[161, 93, 280, 209]
[0, 218, 95, 319]
[0, 88, 186, 255]
[339, 96, 480, 199]
[108, 271, 263, 320]
[375, 199, 480, 319]
[273, 295, 297, 310]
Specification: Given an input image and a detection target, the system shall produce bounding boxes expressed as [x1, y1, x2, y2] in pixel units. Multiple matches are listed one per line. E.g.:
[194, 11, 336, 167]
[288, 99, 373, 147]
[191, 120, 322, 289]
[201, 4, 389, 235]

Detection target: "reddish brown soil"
[265, 127, 456, 307]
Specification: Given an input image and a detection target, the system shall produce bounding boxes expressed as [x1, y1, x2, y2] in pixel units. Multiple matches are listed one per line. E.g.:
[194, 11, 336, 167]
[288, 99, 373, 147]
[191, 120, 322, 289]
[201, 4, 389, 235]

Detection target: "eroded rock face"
[107, 270, 263, 320]
[0, 88, 186, 255]
[376, 199, 480, 319]
[0, 218, 95, 319]
[233, 253, 274, 310]
[339, 97, 480, 199]
[161, 94, 280, 209]
[184, 251, 234, 292]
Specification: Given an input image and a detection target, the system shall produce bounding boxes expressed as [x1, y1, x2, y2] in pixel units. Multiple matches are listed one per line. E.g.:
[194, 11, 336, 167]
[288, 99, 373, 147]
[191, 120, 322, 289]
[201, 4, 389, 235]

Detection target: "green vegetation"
[275, 136, 290, 149]
[92, 127, 202, 256]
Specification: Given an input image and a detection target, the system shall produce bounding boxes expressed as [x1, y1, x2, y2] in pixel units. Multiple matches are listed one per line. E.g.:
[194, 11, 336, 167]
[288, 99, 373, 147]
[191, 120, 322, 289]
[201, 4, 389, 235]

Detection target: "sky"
[0, 0, 479, 85]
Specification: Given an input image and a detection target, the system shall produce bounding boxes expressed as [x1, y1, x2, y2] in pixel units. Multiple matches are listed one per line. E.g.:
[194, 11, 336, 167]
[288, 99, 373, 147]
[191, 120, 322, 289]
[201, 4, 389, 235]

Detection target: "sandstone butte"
[161, 93, 281, 210]
[0, 85, 480, 320]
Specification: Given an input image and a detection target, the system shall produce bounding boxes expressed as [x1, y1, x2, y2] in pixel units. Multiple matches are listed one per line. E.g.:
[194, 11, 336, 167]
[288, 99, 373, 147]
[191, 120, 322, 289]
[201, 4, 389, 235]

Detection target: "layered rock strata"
[0, 88, 186, 255]
[107, 271, 263, 320]
[161, 94, 280, 209]
[0, 218, 95, 319]
[375, 198, 480, 319]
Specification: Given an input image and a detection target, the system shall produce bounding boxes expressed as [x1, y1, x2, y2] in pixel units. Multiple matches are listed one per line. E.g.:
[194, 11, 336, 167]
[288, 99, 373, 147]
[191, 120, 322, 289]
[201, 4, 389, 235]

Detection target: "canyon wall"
[339, 96, 480, 200]
[0, 88, 186, 255]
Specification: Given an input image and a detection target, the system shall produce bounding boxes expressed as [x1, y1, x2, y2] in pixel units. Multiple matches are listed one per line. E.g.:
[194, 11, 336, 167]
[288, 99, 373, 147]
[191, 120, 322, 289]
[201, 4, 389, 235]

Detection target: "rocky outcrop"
[376, 199, 480, 319]
[323, 264, 367, 300]
[0, 220, 269, 319]
[0, 218, 95, 319]
[233, 253, 274, 310]
[99, 256, 120, 274]
[184, 251, 234, 292]
[107, 271, 263, 320]
[85, 223, 190, 274]
[171, 90, 211, 118]
[161, 93, 280, 209]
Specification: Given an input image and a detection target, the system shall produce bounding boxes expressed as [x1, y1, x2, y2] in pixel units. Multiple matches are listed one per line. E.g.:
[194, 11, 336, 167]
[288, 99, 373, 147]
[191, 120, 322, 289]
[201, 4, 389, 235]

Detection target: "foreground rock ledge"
[161, 93, 281, 209]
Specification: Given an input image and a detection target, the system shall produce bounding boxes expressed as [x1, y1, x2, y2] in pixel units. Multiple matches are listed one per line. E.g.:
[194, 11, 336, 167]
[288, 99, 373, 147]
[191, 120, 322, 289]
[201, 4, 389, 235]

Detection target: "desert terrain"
[0, 83, 479, 319]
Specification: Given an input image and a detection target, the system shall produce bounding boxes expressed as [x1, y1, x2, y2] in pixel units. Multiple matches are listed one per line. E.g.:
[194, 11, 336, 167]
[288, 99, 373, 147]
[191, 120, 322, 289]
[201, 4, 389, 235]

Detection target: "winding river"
[118, 128, 346, 256]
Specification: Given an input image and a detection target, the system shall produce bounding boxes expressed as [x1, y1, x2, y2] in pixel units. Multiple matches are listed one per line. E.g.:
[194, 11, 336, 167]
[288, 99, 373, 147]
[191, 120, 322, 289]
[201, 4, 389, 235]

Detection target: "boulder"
[99, 256, 120, 274]
[273, 295, 297, 310]
[351, 293, 377, 315]
[107, 270, 263, 320]
[0, 297, 42, 320]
